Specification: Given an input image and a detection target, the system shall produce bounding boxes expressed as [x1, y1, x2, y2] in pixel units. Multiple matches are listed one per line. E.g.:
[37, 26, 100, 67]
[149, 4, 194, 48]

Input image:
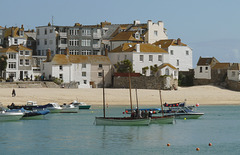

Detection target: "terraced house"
[0, 45, 33, 81]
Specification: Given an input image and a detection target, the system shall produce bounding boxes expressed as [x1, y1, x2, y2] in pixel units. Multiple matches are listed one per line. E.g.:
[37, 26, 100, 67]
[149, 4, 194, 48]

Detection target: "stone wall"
[0, 81, 60, 88]
[193, 79, 211, 85]
[113, 76, 178, 90]
[226, 80, 240, 91]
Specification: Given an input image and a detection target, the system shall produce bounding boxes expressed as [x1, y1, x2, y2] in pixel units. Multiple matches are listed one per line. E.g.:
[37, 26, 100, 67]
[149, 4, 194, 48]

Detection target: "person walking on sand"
[12, 89, 16, 97]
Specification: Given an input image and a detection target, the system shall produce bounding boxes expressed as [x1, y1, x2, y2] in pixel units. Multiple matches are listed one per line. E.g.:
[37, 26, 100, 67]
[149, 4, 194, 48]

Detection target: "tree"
[115, 59, 133, 73]
[0, 55, 8, 79]
[150, 64, 159, 76]
[142, 66, 149, 75]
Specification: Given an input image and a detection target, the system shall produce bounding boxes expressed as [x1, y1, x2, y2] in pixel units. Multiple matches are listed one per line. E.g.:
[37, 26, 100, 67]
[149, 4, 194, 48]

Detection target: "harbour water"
[0, 105, 240, 155]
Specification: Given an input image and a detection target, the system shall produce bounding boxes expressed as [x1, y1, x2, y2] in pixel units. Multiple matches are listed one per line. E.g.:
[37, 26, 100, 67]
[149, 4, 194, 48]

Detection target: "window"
[170, 50, 174, 55]
[44, 39, 47, 45]
[124, 55, 127, 60]
[154, 30, 158, 36]
[20, 59, 23, 66]
[200, 67, 202, 73]
[98, 72, 102, 77]
[69, 29, 79, 35]
[9, 62, 16, 69]
[177, 60, 179, 66]
[99, 64, 103, 68]
[232, 71, 236, 77]
[20, 51, 24, 56]
[81, 50, 91, 55]
[165, 68, 170, 75]
[59, 74, 63, 79]
[69, 39, 79, 46]
[158, 55, 162, 61]
[140, 55, 144, 62]
[186, 50, 189, 55]
[82, 29, 91, 36]
[205, 67, 208, 70]
[81, 39, 91, 46]
[82, 64, 86, 68]
[82, 72, 86, 77]
[84, 80, 87, 84]
[69, 50, 80, 55]
[45, 28, 47, 35]
[19, 31, 24, 36]
[8, 53, 16, 59]
[14, 39, 18, 44]
[25, 51, 30, 56]
[59, 65, 63, 70]
[25, 59, 30, 66]
[149, 55, 153, 62]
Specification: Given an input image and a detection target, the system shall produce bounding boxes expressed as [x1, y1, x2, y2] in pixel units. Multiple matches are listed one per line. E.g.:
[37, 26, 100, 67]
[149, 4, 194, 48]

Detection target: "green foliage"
[150, 64, 159, 75]
[178, 72, 194, 86]
[52, 77, 63, 85]
[142, 66, 149, 75]
[0, 55, 8, 78]
[115, 59, 133, 73]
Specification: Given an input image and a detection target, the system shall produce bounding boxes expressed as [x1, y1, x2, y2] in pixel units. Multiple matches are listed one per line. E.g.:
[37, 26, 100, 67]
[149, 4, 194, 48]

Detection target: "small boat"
[45, 103, 62, 113]
[60, 104, 78, 113]
[165, 106, 204, 119]
[7, 101, 47, 110]
[8, 108, 50, 120]
[71, 101, 91, 109]
[95, 70, 151, 126]
[0, 105, 24, 121]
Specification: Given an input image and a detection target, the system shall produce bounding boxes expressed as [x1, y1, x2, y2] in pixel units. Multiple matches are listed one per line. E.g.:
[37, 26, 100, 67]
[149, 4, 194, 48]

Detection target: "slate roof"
[110, 43, 168, 53]
[229, 63, 240, 70]
[196, 57, 219, 66]
[153, 39, 187, 48]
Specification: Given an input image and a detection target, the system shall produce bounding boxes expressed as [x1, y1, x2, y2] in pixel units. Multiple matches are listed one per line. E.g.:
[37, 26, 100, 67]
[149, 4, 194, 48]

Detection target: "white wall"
[194, 65, 211, 79]
[71, 63, 91, 88]
[227, 70, 240, 81]
[158, 66, 178, 79]
[147, 20, 168, 44]
[36, 26, 57, 56]
[168, 46, 192, 71]
[8, 37, 26, 46]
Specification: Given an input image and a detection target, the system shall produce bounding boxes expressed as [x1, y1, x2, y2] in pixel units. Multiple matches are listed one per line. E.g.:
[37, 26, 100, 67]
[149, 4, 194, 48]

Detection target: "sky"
[1, 0, 240, 66]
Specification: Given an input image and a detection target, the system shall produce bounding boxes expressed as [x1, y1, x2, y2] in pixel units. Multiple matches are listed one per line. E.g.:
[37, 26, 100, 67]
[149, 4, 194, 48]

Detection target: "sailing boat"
[150, 90, 174, 124]
[95, 71, 151, 126]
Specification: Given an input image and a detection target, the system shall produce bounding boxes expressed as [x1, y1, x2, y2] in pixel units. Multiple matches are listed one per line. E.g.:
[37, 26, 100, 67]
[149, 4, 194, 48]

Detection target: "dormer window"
[135, 33, 140, 39]
[19, 31, 24, 36]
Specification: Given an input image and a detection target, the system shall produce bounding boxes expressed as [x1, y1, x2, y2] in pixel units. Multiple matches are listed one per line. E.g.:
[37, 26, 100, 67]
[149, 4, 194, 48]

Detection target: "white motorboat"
[61, 104, 78, 113]
[0, 106, 24, 121]
[71, 100, 91, 109]
[45, 103, 62, 113]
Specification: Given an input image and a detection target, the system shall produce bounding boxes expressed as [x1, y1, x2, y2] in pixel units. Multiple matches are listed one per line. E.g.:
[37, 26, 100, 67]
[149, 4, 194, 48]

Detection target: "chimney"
[64, 48, 69, 55]
[105, 47, 108, 56]
[21, 24, 24, 29]
[46, 49, 51, 62]
[177, 38, 181, 45]
[134, 20, 140, 25]
[136, 44, 140, 52]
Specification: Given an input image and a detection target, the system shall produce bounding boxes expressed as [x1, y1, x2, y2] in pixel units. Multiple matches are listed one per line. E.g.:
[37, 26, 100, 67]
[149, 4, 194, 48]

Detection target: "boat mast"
[103, 70, 105, 118]
[159, 90, 164, 117]
[128, 71, 133, 112]
[135, 89, 139, 110]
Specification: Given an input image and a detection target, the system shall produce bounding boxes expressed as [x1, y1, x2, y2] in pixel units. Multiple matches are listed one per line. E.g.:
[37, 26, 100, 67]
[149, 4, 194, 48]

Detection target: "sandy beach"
[0, 85, 240, 107]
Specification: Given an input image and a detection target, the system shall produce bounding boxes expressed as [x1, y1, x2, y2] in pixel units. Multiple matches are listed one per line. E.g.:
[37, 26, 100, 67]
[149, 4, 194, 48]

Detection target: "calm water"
[1, 105, 240, 155]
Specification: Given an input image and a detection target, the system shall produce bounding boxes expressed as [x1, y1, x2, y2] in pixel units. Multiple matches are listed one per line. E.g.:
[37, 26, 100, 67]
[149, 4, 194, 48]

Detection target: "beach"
[0, 85, 240, 106]
[0, 85, 239, 107]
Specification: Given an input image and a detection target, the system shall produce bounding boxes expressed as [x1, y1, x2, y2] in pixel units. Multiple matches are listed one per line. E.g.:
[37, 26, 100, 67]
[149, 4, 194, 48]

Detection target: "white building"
[227, 63, 240, 82]
[41, 50, 112, 88]
[154, 38, 192, 71]
[194, 57, 219, 79]
[4, 25, 27, 47]
[146, 20, 168, 44]
[108, 43, 169, 76]
[157, 63, 178, 79]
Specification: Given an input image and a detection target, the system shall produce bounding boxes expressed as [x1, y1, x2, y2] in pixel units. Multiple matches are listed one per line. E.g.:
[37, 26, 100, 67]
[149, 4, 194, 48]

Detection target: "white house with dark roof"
[41, 50, 111, 88]
[153, 38, 192, 71]
[227, 63, 240, 82]
[108, 43, 169, 76]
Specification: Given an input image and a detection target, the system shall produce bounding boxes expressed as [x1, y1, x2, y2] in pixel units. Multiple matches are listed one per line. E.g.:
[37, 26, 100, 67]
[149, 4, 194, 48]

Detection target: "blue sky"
[1, 0, 240, 66]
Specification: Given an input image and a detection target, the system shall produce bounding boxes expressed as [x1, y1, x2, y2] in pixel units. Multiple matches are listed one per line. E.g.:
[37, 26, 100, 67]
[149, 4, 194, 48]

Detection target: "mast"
[103, 70, 105, 118]
[135, 89, 139, 110]
[159, 90, 164, 117]
[128, 72, 133, 112]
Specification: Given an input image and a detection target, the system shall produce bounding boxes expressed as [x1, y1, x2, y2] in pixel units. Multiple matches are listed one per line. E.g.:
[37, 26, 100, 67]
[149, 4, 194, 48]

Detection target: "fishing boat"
[165, 106, 204, 119]
[45, 103, 62, 113]
[95, 70, 151, 126]
[60, 104, 78, 113]
[0, 105, 24, 121]
[150, 90, 174, 124]
[71, 101, 91, 109]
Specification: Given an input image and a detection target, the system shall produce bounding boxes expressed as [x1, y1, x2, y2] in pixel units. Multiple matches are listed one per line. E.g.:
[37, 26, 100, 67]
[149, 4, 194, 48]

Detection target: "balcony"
[93, 32, 101, 39]
[59, 32, 67, 38]
[93, 43, 101, 49]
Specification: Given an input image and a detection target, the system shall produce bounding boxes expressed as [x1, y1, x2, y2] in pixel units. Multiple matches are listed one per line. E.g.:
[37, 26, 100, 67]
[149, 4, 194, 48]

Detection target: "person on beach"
[12, 89, 16, 97]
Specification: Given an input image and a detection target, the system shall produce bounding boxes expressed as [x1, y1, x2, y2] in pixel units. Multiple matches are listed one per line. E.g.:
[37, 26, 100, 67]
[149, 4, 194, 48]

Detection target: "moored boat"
[165, 106, 204, 119]
[7, 108, 50, 120]
[0, 106, 24, 121]
[60, 104, 78, 113]
[45, 103, 62, 113]
[71, 101, 91, 109]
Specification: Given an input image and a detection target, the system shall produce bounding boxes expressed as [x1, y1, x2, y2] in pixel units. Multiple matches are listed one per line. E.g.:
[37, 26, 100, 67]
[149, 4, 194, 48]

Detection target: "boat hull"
[79, 105, 91, 109]
[166, 113, 204, 119]
[0, 112, 24, 121]
[151, 116, 174, 124]
[60, 107, 79, 113]
[95, 117, 150, 126]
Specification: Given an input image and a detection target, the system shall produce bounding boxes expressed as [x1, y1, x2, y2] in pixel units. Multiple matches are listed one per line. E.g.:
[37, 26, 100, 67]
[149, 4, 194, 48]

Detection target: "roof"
[9, 45, 32, 51]
[212, 63, 231, 69]
[229, 63, 240, 70]
[51, 54, 111, 65]
[4, 27, 24, 38]
[196, 57, 219, 66]
[110, 31, 143, 41]
[153, 39, 187, 48]
[0, 48, 18, 53]
[159, 63, 177, 70]
[110, 43, 168, 53]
